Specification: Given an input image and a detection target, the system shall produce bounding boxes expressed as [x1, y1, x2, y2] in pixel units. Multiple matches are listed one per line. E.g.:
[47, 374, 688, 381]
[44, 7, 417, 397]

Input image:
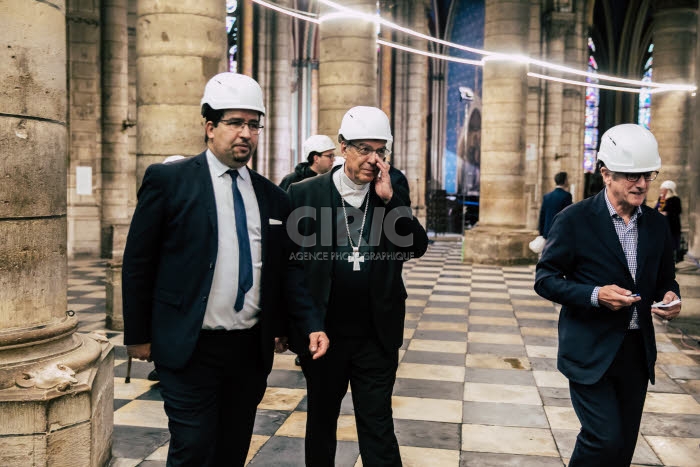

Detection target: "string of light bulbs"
[250, 0, 696, 93]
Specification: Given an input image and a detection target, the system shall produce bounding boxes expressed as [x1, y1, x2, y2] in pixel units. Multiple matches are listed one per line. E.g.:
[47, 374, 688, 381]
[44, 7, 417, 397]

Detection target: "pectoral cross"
[348, 247, 364, 271]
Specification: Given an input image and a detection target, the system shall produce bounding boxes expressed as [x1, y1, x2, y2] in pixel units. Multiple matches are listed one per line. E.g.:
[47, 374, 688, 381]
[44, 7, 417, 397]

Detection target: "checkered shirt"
[602, 190, 642, 329]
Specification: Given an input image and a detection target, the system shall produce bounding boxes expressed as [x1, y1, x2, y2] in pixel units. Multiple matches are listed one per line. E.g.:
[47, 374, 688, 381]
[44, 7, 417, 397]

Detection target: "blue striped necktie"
[228, 169, 253, 311]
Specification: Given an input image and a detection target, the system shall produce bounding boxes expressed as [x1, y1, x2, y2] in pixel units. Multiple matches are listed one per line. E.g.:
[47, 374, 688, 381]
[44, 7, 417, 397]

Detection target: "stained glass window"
[638, 44, 653, 129]
[583, 38, 599, 174]
[227, 0, 239, 73]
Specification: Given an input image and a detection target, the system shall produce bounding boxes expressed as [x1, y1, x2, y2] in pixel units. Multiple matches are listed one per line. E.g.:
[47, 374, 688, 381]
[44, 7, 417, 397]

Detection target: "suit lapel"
[589, 191, 632, 276]
[194, 152, 218, 237]
[635, 207, 650, 283]
[249, 170, 269, 264]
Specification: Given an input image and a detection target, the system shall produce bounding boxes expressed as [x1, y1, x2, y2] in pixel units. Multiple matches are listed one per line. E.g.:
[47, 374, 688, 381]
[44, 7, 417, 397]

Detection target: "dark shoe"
[294, 356, 301, 366]
[147, 369, 159, 381]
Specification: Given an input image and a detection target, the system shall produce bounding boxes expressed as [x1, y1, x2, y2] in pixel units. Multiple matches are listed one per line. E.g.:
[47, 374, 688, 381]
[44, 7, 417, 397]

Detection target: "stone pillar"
[541, 12, 572, 194]
[463, 0, 535, 264]
[318, 0, 377, 140]
[402, 1, 429, 226]
[0, 2, 113, 465]
[690, 4, 700, 259]
[66, 0, 102, 257]
[135, 0, 227, 185]
[266, 0, 293, 184]
[649, 1, 697, 239]
[101, 0, 132, 258]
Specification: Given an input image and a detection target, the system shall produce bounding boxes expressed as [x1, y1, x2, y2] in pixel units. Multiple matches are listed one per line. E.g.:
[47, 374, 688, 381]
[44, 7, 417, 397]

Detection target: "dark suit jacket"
[122, 152, 322, 373]
[286, 166, 428, 355]
[538, 187, 573, 238]
[534, 190, 680, 385]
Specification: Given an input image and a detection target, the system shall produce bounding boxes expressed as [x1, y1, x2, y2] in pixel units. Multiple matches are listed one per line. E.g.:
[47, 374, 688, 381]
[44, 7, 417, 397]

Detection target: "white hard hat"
[660, 180, 676, 191]
[201, 72, 266, 115]
[597, 124, 661, 173]
[303, 135, 336, 159]
[338, 106, 393, 143]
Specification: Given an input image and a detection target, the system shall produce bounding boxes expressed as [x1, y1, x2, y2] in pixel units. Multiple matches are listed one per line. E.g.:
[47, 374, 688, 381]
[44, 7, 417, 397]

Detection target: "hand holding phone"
[651, 299, 681, 308]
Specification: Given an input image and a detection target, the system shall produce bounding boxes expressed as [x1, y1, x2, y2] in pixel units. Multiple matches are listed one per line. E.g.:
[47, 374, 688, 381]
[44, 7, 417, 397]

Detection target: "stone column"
[690, 4, 700, 259]
[541, 12, 572, 194]
[101, 0, 132, 258]
[318, 0, 377, 140]
[66, 1, 102, 257]
[463, 0, 535, 264]
[266, 0, 293, 184]
[135, 0, 227, 184]
[649, 1, 696, 239]
[102, 0, 132, 330]
[0, 2, 113, 465]
[402, 1, 429, 226]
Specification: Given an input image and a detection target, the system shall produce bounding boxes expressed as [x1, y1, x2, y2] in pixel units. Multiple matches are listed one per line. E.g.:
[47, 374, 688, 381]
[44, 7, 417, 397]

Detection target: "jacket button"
[209, 262, 214, 270]
[202, 296, 208, 302]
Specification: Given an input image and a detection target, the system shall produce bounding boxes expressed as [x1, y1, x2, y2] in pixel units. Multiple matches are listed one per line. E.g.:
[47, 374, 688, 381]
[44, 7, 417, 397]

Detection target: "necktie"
[228, 169, 253, 311]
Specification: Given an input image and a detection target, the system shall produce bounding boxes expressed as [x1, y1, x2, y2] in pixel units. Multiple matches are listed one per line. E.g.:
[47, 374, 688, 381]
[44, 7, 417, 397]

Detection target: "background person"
[279, 134, 336, 191]
[122, 72, 328, 466]
[538, 171, 572, 239]
[287, 106, 428, 466]
[535, 124, 681, 466]
[656, 180, 683, 263]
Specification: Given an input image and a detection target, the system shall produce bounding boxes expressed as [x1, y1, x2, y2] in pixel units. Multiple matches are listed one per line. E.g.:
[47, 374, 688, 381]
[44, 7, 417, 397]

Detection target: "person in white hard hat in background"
[655, 180, 683, 263]
[279, 134, 337, 191]
[286, 106, 428, 466]
[535, 124, 681, 466]
[122, 72, 329, 467]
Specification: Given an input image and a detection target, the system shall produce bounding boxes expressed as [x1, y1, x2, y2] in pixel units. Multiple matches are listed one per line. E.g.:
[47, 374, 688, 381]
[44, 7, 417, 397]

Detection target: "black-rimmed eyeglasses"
[619, 171, 659, 182]
[219, 118, 264, 134]
[346, 141, 391, 159]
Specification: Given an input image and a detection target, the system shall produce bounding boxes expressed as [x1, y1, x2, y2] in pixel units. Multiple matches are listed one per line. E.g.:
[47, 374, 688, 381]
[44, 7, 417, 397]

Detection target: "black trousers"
[569, 331, 649, 467]
[301, 335, 401, 467]
[156, 326, 267, 467]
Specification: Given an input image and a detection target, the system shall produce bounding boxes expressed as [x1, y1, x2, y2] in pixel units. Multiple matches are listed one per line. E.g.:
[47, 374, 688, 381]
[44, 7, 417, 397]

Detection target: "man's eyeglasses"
[620, 171, 659, 182]
[320, 154, 336, 159]
[219, 118, 264, 135]
[346, 141, 391, 159]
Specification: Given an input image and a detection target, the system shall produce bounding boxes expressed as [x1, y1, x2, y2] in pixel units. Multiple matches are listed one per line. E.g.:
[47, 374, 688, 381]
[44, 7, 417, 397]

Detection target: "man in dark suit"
[538, 171, 572, 238]
[535, 124, 681, 466]
[122, 72, 329, 467]
[286, 106, 429, 466]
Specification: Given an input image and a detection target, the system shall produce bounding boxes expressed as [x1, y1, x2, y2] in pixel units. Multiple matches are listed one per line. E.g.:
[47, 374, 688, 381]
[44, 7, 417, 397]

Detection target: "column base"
[0, 334, 114, 467]
[462, 226, 539, 265]
[106, 260, 123, 331]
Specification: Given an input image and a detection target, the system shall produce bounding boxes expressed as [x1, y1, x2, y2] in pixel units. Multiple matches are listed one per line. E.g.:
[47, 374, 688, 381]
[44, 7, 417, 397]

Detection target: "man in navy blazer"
[535, 124, 681, 466]
[122, 73, 328, 466]
[538, 171, 572, 238]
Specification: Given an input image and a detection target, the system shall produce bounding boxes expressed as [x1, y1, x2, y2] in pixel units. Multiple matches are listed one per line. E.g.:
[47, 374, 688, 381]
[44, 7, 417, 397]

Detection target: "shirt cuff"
[591, 286, 600, 307]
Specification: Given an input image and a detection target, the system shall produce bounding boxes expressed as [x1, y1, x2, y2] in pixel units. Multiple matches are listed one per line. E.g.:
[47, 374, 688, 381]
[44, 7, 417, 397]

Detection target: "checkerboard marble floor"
[69, 242, 700, 467]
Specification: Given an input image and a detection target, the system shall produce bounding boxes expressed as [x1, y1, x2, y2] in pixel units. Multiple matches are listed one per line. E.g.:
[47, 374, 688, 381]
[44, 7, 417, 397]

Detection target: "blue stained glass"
[227, 0, 238, 14]
[588, 37, 596, 53]
[585, 106, 598, 127]
[588, 56, 598, 70]
[638, 108, 651, 129]
[226, 16, 235, 33]
[583, 149, 596, 173]
[584, 128, 598, 150]
[644, 56, 653, 70]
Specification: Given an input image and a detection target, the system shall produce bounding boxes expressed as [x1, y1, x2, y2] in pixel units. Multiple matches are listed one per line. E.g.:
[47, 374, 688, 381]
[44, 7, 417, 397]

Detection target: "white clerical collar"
[333, 167, 370, 208]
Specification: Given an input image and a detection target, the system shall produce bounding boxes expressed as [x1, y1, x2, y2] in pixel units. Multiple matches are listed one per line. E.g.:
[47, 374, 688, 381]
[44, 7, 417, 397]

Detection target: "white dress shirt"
[202, 149, 262, 330]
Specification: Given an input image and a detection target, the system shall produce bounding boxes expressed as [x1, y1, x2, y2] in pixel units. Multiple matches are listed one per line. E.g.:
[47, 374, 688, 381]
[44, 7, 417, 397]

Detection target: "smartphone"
[651, 299, 681, 308]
